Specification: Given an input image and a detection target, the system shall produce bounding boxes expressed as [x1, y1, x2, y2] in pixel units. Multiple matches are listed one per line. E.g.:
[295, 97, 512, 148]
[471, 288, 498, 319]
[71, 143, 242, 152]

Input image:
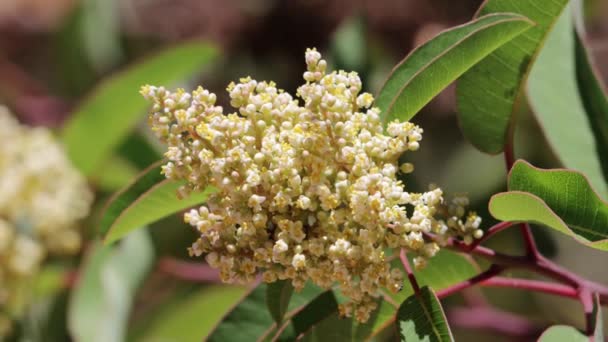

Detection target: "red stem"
[480, 277, 578, 299]
[400, 249, 421, 294]
[504, 141, 540, 260]
[439, 236, 608, 304]
[466, 221, 514, 251]
[157, 257, 222, 283]
[437, 264, 504, 299]
[578, 289, 595, 336]
[519, 223, 540, 259]
[447, 306, 542, 339]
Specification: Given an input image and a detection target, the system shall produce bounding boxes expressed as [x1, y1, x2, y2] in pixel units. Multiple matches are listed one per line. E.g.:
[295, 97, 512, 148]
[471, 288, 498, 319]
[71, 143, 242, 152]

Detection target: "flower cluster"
[0, 108, 93, 336]
[142, 49, 481, 322]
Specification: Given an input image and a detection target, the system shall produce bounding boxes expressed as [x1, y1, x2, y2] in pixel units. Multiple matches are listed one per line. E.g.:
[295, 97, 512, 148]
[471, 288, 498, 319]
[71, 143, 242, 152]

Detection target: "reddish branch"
[436, 264, 504, 298]
[447, 306, 543, 339]
[157, 257, 222, 283]
[395, 140, 608, 338]
[465, 221, 514, 251]
[400, 249, 421, 294]
[480, 277, 578, 299]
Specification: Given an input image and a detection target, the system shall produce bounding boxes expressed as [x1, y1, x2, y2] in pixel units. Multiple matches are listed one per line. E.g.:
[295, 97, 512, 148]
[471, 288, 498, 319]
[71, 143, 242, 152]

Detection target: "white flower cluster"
[0, 108, 93, 336]
[142, 48, 481, 322]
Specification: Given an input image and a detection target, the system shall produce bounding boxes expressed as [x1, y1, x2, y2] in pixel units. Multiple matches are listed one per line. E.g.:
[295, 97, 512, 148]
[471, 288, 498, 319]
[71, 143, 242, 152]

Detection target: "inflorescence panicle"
[142, 48, 482, 322]
[0, 107, 93, 336]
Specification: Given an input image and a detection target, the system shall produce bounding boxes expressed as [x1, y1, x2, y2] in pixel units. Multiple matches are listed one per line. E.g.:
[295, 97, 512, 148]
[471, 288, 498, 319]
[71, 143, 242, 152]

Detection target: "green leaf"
[488, 160, 608, 250]
[133, 286, 245, 342]
[538, 325, 587, 342]
[117, 133, 162, 170]
[100, 162, 215, 244]
[365, 250, 477, 339]
[396, 286, 454, 342]
[91, 156, 139, 192]
[277, 290, 341, 341]
[68, 230, 154, 342]
[61, 42, 218, 175]
[527, 4, 608, 198]
[375, 13, 533, 123]
[457, 0, 569, 154]
[331, 15, 366, 71]
[206, 283, 323, 341]
[300, 313, 352, 342]
[267, 280, 294, 325]
[575, 32, 608, 190]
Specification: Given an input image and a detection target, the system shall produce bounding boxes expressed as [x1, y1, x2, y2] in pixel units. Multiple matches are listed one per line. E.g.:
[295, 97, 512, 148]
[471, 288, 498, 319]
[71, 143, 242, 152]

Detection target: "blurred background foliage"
[1, 0, 607, 340]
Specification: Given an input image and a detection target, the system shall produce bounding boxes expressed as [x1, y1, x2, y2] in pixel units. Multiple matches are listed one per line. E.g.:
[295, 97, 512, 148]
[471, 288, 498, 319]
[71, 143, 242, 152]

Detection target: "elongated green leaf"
[575, 33, 608, 188]
[117, 133, 162, 170]
[488, 160, 608, 250]
[366, 250, 477, 339]
[101, 162, 214, 244]
[300, 313, 352, 342]
[376, 13, 533, 123]
[134, 286, 245, 342]
[457, 0, 569, 154]
[397, 286, 453, 342]
[527, 5, 608, 198]
[61, 42, 218, 175]
[206, 283, 323, 341]
[68, 230, 154, 342]
[92, 156, 139, 192]
[267, 280, 294, 324]
[538, 325, 587, 342]
[277, 290, 342, 341]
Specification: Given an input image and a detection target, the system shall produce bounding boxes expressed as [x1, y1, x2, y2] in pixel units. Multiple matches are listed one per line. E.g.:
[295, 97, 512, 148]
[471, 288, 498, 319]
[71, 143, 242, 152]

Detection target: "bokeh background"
[1, 0, 607, 341]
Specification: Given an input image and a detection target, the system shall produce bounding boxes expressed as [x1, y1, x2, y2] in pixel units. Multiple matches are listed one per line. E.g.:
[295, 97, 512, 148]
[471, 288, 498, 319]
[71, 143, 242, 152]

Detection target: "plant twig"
[466, 221, 515, 251]
[480, 277, 578, 299]
[157, 257, 222, 283]
[400, 249, 420, 294]
[447, 306, 543, 338]
[436, 264, 503, 299]
[578, 288, 595, 336]
[432, 234, 608, 304]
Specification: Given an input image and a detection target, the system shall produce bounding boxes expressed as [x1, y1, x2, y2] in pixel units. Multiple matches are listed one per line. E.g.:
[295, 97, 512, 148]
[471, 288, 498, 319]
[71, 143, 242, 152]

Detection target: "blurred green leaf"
[538, 325, 587, 341]
[331, 15, 366, 71]
[396, 286, 453, 342]
[575, 32, 608, 190]
[32, 265, 70, 299]
[206, 283, 323, 341]
[527, 5, 608, 198]
[68, 230, 154, 342]
[61, 42, 218, 176]
[80, 0, 123, 73]
[267, 280, 294, 325]
[92, 156, 139, 192]
[489, 160, 608, 250]
[117, 133, 163, 170]
[100, 162, 214, 244]
[457, 0, 569, 154]
[54, 5, 96, 96]
[375, 13, 533, 123]
[365, 250, 477, 338]
[134, 286, 245, 342]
